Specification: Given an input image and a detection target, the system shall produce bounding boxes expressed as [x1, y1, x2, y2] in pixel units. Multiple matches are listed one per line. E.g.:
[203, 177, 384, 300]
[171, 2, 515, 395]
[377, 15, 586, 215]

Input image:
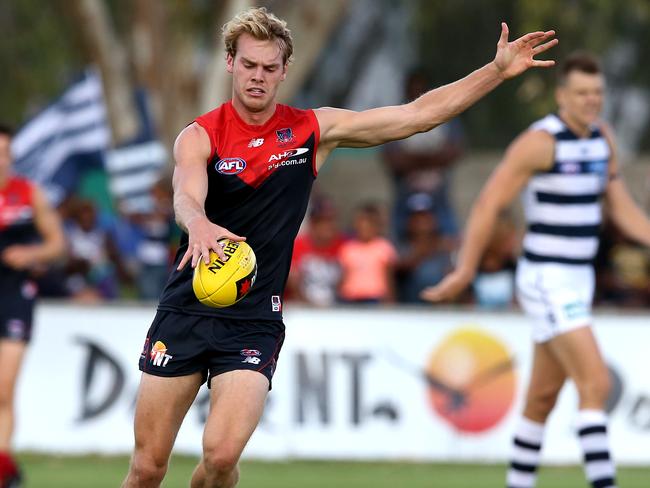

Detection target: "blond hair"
[222, 7, 294, 65]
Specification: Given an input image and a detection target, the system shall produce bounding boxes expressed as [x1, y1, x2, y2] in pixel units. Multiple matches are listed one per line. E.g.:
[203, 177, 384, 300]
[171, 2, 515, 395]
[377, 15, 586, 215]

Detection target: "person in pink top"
[338, 203, 398, 303]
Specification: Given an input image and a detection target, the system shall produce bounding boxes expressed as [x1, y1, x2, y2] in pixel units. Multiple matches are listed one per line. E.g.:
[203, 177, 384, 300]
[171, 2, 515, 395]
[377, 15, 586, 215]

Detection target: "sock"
[0, 451, 18, 479]
[576, 409, 617, 488]
[506, 416, 545, 488]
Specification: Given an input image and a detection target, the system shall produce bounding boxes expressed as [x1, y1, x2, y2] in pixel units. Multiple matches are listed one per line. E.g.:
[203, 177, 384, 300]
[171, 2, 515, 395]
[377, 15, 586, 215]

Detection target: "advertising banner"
[15, 305, 650, 464]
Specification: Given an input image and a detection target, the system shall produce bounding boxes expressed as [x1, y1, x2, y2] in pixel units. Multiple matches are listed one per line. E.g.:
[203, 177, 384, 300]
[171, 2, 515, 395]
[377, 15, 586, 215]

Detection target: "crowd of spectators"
[287, 194, 515, 308]
[36, 179, 178, 302]
[34, 178, 650, 309]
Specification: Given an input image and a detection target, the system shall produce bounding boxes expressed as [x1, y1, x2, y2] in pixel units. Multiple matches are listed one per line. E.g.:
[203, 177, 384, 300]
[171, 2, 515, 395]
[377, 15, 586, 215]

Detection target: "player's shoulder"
[277, 104, 317, 126]
[6, 175, 34, 194]
[502, 125, 555, 172]
[2, 175, 40, 206]
[513, 113, 558, 148]
[195, 101, 230, 129]
[529, 113, 564, 135]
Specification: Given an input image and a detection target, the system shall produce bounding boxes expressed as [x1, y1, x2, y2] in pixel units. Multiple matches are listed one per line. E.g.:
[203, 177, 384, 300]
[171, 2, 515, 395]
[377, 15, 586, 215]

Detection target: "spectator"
[287, 196, 345, 307]
[338, 203, 397, 304]
[129, 179, 177, 300]
[595, 221, 650, 307]
[472, 213, 518, 309]
[63, 198, 131, 301]
[395, 194, 452, 303]
[383, 69, 464, 246]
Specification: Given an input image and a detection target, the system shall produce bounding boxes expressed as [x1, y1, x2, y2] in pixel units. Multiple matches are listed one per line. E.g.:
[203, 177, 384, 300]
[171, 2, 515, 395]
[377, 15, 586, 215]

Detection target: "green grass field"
[16, 455, 650, 487]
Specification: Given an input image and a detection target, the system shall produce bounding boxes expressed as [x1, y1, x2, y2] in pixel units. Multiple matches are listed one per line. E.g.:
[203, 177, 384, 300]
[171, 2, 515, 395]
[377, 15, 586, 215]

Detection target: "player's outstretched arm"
[602, 125, 650, 247]
[420, 130, 553, 303]
[315, 23, 557, 162]
[173, 123, 245, 270]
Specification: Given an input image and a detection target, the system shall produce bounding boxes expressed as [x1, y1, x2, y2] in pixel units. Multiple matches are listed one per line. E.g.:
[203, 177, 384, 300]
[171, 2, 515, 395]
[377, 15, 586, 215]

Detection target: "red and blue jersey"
[0, 176, 38, 286]
[158, 101, 320, 319]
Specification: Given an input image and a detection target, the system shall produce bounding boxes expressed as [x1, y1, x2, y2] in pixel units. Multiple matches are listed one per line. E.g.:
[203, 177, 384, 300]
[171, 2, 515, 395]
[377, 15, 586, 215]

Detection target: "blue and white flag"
[11, 69, 111, 204]
[105, 140, 168, 213]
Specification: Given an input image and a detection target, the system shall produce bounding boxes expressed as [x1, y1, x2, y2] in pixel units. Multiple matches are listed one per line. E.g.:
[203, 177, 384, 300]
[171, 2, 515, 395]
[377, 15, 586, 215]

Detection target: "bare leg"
[122, 373, 203, 488]
[546, 326, 610, 410]
[190, 370, 269, 488]
[0, 340, 27, 451]
[522, 341, 567, 422]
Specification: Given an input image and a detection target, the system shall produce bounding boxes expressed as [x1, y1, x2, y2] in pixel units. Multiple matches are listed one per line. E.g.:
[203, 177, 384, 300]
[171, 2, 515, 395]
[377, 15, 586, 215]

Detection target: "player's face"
[227, 33, 287, 113]
[0, 134, 12, 176]
[556, 71, 604, 129]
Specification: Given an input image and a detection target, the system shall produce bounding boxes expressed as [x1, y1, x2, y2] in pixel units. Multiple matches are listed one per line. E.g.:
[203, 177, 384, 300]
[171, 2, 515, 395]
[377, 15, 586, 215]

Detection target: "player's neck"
[0, 170, 8, 190]
[231, 98, 278, 126]
[558, 110, 591, 138]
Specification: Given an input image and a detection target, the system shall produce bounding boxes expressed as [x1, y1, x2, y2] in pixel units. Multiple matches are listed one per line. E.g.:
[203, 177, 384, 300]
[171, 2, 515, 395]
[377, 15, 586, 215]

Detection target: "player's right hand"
[177, 217, 246, 270]
[420, 269, 473, 303]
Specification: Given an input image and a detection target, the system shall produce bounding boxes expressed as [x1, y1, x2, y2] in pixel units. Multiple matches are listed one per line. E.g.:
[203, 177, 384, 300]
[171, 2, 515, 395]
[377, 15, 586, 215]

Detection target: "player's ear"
[280, 63, 288, 81]
[226, 54, 235, 74]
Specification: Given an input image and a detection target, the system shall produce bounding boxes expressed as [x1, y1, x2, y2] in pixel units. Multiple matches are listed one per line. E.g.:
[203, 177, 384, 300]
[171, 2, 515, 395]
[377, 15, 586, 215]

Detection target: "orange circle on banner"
[426, 327, 516, 433]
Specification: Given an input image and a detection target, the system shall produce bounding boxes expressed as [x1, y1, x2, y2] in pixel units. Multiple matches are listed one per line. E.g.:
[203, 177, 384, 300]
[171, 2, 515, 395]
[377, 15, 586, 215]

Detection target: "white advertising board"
[14, 304, 650, 465]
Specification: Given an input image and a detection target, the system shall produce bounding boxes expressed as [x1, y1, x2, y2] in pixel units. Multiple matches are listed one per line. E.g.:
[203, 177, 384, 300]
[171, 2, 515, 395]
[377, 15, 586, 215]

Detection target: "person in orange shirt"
[338, 203, 397, 303]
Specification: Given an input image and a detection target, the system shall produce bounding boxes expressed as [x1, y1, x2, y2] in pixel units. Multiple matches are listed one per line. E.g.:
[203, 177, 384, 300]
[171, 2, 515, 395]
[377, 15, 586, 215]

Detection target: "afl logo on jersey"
[216, 158, 246, 175]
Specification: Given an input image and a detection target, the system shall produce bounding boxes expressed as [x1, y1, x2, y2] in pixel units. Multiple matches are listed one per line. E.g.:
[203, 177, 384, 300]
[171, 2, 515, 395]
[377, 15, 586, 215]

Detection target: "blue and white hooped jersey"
[521, 114, 610, 265]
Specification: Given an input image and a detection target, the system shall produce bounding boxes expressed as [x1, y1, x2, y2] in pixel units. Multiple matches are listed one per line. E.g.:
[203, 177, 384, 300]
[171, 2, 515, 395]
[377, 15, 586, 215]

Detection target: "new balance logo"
[242, 356, 261, 365]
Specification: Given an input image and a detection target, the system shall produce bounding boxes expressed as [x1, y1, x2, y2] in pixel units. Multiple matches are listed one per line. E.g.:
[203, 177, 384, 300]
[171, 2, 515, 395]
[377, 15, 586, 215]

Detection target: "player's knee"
[526, 387, 560, 419]
[202, 446, 240, 477]
[131, 454, 168, 485]
[577, 372, 611, 405]
[0, 388, 14, 410]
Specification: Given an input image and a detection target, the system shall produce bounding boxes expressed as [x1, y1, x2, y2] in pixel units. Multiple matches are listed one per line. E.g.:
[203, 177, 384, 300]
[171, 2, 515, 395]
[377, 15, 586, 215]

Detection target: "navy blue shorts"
[139, 310, 285, 389]
[0, 280, 37, 342]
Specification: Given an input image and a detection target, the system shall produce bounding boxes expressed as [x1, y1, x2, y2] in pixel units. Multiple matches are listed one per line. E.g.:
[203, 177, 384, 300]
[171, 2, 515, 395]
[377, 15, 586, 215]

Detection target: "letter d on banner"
[76, 338, 125, 422]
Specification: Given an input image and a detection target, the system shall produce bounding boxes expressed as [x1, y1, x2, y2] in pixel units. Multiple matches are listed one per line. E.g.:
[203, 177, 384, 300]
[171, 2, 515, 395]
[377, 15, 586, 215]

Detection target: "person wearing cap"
[395, 194, 452, 303]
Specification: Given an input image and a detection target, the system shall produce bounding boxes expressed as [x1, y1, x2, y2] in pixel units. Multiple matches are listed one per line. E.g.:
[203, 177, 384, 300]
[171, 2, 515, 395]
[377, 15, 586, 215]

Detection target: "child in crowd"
[338, 203, 397, 304]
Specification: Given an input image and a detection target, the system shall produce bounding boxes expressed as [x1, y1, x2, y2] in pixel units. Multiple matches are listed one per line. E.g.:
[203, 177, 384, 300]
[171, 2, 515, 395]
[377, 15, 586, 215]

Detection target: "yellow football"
[192, 239, 257, 308]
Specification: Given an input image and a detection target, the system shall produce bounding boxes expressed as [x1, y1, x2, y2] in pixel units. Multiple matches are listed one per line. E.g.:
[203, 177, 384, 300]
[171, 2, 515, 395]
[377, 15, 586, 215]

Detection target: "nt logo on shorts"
[150, 340, 173, 367]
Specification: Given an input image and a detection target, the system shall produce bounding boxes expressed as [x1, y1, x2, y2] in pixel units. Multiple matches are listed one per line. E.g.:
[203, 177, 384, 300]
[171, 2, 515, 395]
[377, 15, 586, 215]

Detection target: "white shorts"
[515, 259, 594, 343]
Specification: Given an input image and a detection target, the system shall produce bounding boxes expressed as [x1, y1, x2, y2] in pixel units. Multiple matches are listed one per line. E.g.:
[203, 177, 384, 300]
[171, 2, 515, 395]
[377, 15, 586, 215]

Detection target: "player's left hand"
[493, 22, 557, 79]
[1, 245, 34, 270]
[420, 268, 472, 303]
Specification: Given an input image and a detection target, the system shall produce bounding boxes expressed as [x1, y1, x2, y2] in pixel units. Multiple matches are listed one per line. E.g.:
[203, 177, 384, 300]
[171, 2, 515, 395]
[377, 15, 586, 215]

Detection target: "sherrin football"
[192, 239, 257, 308]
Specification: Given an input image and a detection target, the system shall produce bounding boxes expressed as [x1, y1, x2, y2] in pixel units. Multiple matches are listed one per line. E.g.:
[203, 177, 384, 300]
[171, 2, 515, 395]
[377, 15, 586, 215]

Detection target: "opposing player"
[123, 7, 557, 488]
[0, 124, 65, 486]
[421, 52, 650, 488]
